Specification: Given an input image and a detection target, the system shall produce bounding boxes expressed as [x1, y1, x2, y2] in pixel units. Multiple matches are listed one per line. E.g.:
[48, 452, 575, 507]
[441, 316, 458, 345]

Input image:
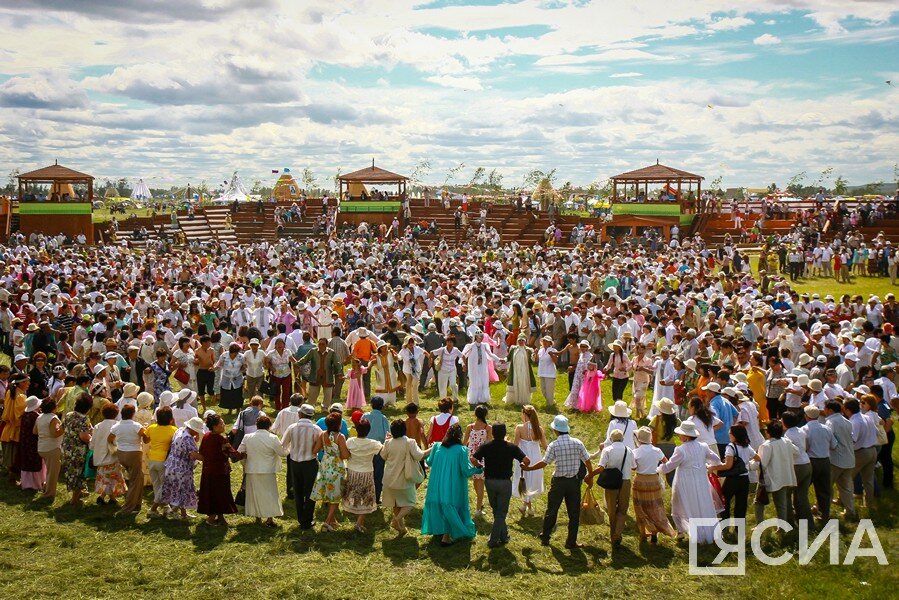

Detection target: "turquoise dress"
[420, 442, 483, 539]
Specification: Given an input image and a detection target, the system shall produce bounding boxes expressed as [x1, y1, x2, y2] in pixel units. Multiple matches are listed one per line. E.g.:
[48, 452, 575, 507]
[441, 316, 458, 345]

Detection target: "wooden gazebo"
[610, 161, 703, 211]
[338, 160, 408, 201]
[16, 161, 95, 243]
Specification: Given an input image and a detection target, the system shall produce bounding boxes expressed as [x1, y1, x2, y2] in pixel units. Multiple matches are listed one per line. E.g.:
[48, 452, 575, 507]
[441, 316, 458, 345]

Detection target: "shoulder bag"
[717, 443, 748, 478]
[596, 447, 628, 490]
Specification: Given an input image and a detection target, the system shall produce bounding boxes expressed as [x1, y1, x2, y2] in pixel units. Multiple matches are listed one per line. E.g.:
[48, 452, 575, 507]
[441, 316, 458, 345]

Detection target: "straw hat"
[674, 421, 699, 438]
[804, 405, 821, 419]
[609, 400, 632, 418]
[122, 382, 139, 399]
[635, 426, 653, 445]
[609, 429, 624, 442]
[808, 379, 823, 392]
[702, 382, 721, 393]
[656, 397, 676, 415]
[136, 392, 154, 409]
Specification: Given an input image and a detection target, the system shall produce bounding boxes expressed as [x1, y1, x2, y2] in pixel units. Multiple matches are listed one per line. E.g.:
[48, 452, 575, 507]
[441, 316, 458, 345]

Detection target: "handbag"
[754, 465, 770, 506]
[83, 449, 97, 479]
[717, 443, 748, 478]
[174, 368, 190, 385]
[874, 418, 888, 447]
[579, 487, 605, 525]
[259, 376, 272, 396]
[596, 448, 628, 490]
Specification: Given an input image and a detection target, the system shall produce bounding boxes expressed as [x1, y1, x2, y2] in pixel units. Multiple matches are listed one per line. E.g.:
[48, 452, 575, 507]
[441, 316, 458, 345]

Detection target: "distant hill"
[848, 182, 896, 195]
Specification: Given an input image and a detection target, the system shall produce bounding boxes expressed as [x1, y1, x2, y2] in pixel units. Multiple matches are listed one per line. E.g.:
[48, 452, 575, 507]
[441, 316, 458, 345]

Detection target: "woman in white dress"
[657, 420, 723, 544]
[686, 398, 723, 447]
[512, 405, 546, 516]
[564, 341, 593, 409]
[237, 415, 289, 527]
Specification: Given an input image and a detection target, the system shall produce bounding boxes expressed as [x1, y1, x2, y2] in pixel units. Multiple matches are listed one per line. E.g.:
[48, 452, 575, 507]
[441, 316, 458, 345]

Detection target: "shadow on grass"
[424, 536, 474, 570]
[382, 534, 422, 565]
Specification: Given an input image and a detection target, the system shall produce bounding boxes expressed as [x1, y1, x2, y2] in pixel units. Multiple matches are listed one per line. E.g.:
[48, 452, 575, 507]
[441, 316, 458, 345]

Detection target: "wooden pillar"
[88, 179, 93, 203]
[631, 225, 638, 237]
[612, 180, 617, 202]
[697, 179, 702, 213]
[664, 223, 671, 241]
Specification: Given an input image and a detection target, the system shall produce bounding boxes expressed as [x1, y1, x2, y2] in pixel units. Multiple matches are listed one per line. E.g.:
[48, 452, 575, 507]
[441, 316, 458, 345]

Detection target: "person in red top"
[197, 413, 240, 526]
[426, 397, 459, 446]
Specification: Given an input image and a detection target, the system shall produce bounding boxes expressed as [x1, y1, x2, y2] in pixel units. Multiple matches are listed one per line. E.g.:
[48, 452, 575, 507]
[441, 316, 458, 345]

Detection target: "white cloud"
[708, 16, 754, 31]
[753, 33, 782, 45]
[764, 19, 777, 25]
[609, 72, 643, 78]
[424, 75, 483, 91]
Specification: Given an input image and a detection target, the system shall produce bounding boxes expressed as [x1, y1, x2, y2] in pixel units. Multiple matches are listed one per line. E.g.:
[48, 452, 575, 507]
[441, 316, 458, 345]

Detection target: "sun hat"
[797, 353, 814, 366]
[25, 396, 41, 412]
[656, 397, 676, 415]
[249, 338, 260, 346]
[550, 414, 570, 433]
[185, 417, 206, 433]
[609, 429, 625, 442]
[808, 379, 823, 392]
[328, 402, 344, 413]
[122, 382, 140, 398]
[609, 400, 632, 418]
[674, 421, 699, 438]
[178, 388, 196, 403]
[158, 390, 175, 407]
[804, 406, 821, 419]
[299, 404, 315, 417]
[635, 426, 652, 445]
[136, 392, 154, 409]
[702, 382, 721, 393]
[684, 358, 697, 371]
[13, 354, 27, 363]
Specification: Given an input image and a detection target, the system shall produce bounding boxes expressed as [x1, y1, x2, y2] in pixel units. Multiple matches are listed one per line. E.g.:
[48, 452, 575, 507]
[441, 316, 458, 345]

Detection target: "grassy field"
[0, 362, 896, 599]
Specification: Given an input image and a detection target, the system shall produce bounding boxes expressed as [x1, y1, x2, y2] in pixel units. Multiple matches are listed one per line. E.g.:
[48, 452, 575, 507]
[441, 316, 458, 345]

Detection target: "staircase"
[203, 206, 237, 245]
[232, 203, 278, 244]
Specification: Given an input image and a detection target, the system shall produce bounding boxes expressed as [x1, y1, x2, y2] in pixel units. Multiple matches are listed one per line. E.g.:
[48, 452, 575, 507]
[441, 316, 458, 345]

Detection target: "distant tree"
[332, 168, 342, 194]
[116, 177, 131, 197]
[710, 175, 723, 195]
[767, 182, 778, 194]
[832, 175, 848, 196]
[814, 167, 833, 189]
[469, 167, 486, 189]
[786, 171, 807, 196]
[251, 179, 263, 194]
[558, 181, 573, 201]
[302, 168, 316, 193]
[443, 163, 465, 188]
[486, 169, 504, 198]
[4, 168, 20, 194]
[858, 180, 885, 196]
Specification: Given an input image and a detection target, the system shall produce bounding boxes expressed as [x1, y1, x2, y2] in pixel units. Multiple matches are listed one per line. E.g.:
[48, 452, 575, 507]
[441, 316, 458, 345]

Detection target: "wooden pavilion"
[338, 160, 408, 201]
[610, 161, 703, 211]
[16, 161, 95, 243]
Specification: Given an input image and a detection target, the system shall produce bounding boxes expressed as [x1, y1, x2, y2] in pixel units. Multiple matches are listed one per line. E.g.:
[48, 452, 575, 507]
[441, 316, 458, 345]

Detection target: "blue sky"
[0, 1, 896, 189]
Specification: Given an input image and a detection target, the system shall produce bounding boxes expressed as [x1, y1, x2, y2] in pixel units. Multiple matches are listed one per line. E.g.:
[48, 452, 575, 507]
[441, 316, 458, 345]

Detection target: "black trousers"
[766, 397, 781, 420]
[879, 430, 895, 489]
[373, 453, 385, 503]
[809, 457, 832, 518]
[721, 475, 749, 520]
[611, 377, 628, 402]
[196, 369, 215, 397]
[289, 458, 319, 528]
[541, 476, 581, 546]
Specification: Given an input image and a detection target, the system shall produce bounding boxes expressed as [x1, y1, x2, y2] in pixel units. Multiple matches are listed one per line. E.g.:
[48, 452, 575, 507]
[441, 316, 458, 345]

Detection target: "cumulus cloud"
[753, 33, 782, 46]
[707, 16, 754, 31]
[424, 75, 483, 90]
[0, 72, 89, 109]
[9, 0, 275, 22]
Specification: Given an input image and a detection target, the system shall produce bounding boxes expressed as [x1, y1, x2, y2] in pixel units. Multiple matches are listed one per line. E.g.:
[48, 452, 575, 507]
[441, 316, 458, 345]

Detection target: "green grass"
[0, 361, 896, 599]
[91, 207, 155, 223]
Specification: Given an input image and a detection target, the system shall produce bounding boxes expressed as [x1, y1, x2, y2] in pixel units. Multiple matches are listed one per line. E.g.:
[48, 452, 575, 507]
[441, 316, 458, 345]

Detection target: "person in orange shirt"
[352, 329, 378, 398]
[1, 373, 29, 483]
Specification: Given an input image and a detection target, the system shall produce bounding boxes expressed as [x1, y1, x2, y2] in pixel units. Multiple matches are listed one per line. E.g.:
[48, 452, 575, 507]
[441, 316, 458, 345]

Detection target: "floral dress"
[160, 429, 199, 509]
[467, 427, 489, 480]
[61, 411, 91, 492]
[311, 432, 345, 503]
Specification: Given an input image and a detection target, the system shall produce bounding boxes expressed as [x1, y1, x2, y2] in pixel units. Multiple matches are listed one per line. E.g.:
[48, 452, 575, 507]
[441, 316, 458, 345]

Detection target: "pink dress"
[345, 366, 368, 409]
[577, 370, 604, 413]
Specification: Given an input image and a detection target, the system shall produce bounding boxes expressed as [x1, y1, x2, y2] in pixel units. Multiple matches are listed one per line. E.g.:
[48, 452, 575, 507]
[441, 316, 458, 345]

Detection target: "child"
[345, 357, 368, 409]
[463, 405, 493, 516]
[577, 362, 604, 413]
[404, 403, 426, 449]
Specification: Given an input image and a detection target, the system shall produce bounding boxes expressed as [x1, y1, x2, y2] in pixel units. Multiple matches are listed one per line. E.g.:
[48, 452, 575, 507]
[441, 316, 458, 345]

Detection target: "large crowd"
[0, 221, 895, 550]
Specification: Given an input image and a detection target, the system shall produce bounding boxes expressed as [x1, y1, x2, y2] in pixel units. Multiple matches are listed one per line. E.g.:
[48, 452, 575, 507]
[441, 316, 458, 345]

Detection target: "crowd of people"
[0, 221, 895, 550]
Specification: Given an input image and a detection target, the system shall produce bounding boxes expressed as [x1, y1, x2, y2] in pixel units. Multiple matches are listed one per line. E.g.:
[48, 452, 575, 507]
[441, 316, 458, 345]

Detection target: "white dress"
[658, 440, 723, 544]
[738, 401, 765, 450]
[564, 351, 593, 408]
[512, 423, 544, 500]
[462, 342, 497, 405]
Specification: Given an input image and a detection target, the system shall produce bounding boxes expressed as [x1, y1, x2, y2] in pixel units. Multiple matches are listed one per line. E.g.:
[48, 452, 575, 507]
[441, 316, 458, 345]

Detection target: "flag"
[271, 169, 279, 174]
[283, 168, 291, 173]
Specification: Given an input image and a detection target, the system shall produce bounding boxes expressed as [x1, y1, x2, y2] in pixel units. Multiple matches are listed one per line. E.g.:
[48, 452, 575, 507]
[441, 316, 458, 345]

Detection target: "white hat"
[122, 382, 139, 398]
[844, 352, 859, 362]
[185, 417, 205, 433]
[674, 421, 699, 437]
[635, 426, 652, 445]
[158, 390, 175, 407]
[249, 338, 260, 346]
[609, 400, 632, 418]
[702, 382, 721, 393]
[808, 379, 823, 392]
[25, 396, 41, 412]
[804, 405, 821, 419]
[795, 374, 810, 387]
[797, 353, 814, 366]
[13, 354, 27, 363]
[299, 404, 315, 417]
[178, 388, 196, 403]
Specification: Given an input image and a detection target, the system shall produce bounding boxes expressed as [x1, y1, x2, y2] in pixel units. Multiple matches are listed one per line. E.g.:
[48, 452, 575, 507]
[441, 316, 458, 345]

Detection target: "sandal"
[354, 524, 367, 533]
[321, 523, 335, 532]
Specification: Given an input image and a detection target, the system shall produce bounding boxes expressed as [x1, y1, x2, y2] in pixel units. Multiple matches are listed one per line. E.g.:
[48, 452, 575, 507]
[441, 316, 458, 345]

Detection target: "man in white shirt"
[280, 404, 320, 528]
[398, 337, 427, 406]
[535, 336, 559, 409]
[432, 337, 463, 402]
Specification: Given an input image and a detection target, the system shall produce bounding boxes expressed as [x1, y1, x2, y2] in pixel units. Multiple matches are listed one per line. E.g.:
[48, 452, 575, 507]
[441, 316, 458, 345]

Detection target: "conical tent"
[218, 171, 251, 202]
[131, 178, 152, 200]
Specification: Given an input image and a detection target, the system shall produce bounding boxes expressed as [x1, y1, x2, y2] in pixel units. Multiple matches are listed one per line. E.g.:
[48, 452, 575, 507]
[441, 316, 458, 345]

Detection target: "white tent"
[131, 178, 152, 200]
[217, 171, 251, 203]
